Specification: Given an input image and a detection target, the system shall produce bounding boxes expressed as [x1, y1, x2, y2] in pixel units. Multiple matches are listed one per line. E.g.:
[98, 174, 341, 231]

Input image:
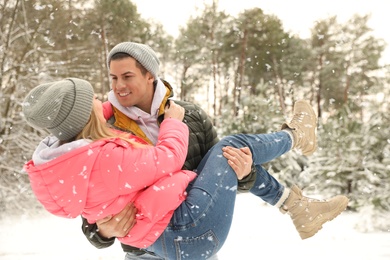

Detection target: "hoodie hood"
[24, 136, 99, 219]
[107, 78, 167, 144]
[32, 136, 90, 165]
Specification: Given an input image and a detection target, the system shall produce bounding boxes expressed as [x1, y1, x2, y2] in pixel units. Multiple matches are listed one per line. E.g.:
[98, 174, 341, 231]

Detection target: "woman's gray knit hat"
[22, 78, 94, 141]
[107, 42, 160, 79]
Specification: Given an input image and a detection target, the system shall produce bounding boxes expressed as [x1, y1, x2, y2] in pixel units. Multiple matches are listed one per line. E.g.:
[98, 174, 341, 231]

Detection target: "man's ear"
[147, 71, 155, 81]
[146, 74, 155, 85]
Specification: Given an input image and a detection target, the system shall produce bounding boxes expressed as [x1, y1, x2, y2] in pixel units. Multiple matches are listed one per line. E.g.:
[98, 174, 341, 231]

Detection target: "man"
[82, 42, 256, 259]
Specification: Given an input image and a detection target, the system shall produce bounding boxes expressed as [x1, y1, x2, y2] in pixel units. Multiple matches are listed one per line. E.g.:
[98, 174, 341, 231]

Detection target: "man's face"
[109, 57, 155, 113]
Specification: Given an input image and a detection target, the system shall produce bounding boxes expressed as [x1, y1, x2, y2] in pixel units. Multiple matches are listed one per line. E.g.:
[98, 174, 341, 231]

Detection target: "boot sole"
[298, 196, 349, 239]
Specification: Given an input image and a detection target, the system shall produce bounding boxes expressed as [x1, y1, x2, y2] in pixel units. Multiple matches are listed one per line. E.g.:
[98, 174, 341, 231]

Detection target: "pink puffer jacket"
[24, 119, 196, 248]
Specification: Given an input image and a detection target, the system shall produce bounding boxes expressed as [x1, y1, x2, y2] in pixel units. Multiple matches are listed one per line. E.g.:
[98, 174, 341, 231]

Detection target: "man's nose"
[116, 78, 126, 89]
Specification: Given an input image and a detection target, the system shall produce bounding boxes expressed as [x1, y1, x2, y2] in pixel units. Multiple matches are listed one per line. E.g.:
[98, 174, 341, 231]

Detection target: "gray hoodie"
[107, 78, 167, 145]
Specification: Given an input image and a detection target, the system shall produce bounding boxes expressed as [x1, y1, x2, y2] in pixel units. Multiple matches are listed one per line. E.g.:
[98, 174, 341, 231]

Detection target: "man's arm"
[81, 217, 115, 249]
[81, 203, 137, 249]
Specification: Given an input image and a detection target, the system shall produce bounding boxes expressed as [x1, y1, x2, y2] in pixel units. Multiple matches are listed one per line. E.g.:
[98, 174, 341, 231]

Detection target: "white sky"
[132, 0, 390, 63]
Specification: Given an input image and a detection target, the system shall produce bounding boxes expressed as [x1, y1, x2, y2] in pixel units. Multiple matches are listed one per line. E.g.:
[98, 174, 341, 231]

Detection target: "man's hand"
[96, 203, 137, 238]
[222, 146, 253, 180]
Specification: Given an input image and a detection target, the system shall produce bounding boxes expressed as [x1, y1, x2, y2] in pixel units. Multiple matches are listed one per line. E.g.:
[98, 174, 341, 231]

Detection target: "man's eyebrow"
[109, 71, 133, 76]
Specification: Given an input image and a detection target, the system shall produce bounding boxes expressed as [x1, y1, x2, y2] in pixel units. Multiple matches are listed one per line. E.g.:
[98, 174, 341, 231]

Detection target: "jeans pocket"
[174, 230, 219, 259]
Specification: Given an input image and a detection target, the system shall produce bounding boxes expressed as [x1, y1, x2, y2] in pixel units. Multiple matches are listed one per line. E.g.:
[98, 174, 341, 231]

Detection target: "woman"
[23, 78, 348, 259]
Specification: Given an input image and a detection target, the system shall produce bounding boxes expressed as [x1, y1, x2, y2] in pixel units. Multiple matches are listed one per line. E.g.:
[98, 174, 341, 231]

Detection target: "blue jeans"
[143, 131, 292, 259]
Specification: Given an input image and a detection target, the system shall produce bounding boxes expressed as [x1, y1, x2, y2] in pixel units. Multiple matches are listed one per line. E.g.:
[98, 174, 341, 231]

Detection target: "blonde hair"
[75, 103, 147, 148]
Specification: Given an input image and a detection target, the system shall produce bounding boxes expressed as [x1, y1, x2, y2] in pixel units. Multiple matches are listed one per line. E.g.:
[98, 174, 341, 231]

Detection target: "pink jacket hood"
[24, 119, 196, 248]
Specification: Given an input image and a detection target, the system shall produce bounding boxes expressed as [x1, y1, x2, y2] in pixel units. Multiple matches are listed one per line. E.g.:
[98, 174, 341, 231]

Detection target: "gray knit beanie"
[107, 42, 160, 79]
[22, 78, 94, 141]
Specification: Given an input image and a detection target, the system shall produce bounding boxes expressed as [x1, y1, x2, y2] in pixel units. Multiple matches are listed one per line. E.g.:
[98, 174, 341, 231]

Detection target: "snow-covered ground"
[1, 193, 389, 260]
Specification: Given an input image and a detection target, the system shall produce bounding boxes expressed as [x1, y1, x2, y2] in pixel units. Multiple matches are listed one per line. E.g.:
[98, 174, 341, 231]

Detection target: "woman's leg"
[148, 101, 347, 258]
[148, 131, 292, 259]
[215, 131, 292, 205]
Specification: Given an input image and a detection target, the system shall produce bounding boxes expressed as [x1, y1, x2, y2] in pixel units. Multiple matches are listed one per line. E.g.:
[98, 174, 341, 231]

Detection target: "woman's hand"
[164, 100, 185, 121]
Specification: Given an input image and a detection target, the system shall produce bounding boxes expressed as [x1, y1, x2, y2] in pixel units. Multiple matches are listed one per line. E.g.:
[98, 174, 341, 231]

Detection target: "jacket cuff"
[93, 231, 116, 246]
[81, 218, 115, 249]
[237, 164, 257, 193]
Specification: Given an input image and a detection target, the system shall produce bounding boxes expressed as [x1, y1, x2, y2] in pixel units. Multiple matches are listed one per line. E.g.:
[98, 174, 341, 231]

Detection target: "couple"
[22, 42, 348, 259]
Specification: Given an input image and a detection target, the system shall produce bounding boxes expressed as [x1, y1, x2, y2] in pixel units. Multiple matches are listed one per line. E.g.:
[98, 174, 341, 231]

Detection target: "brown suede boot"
[280, 185, 349, 239]
[282, 100, 317, 156]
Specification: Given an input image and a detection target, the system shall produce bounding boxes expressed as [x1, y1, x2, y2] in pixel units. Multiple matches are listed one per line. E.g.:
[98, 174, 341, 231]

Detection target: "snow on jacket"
[23, 119, 197, 248]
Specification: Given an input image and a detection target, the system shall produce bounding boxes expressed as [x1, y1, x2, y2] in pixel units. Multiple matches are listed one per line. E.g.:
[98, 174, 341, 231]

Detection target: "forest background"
[1, 0, 389, 232]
